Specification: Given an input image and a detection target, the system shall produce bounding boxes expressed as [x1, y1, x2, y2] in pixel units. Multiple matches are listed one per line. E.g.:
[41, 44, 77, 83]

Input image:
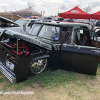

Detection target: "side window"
[61, 26, 91, 47]
[73, 27, 90, 46]
[66, 34, 72, 44]
[60, 27, 72, 44]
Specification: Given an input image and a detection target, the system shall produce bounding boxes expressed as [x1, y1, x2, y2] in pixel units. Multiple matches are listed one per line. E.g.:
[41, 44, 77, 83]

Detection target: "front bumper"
[0, 62, 16, 83]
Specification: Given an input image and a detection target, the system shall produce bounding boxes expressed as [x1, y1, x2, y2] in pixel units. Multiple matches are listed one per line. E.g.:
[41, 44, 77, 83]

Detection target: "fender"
[16, 54, 50, 82]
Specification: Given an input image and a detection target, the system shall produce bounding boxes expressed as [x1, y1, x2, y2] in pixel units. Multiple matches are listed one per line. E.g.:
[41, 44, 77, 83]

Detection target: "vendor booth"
[91, 11, 100, 19]
[59, 6, 91, 19]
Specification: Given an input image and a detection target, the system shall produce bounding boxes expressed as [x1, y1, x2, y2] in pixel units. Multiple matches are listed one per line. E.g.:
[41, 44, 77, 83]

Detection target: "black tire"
[29, 58, 47, 76]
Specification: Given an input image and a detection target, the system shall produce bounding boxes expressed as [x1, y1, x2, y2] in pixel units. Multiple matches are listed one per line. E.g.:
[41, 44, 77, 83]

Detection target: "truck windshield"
[29, 24, 41, 35]
[38, 25, 60, 40]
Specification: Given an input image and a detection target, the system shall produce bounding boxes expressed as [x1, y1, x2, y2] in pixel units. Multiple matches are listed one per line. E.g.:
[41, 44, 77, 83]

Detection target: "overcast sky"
[0, 0, 100, 16]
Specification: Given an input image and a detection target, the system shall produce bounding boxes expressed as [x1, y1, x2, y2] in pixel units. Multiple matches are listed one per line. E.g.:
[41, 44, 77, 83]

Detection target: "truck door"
[60, 27, 100, 75]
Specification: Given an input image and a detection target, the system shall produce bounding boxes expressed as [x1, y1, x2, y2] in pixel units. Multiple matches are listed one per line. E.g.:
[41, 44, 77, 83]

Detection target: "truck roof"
[35, 21, 90, 29]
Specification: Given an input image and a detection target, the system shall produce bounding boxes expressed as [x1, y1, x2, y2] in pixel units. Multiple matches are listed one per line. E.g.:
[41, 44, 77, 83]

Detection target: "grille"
[0, 62, 16, 83]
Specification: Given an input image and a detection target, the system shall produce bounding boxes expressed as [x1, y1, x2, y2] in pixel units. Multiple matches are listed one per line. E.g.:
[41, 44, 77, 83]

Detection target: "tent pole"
[89, 18, 92, 30]
[11, 12, 13, 21]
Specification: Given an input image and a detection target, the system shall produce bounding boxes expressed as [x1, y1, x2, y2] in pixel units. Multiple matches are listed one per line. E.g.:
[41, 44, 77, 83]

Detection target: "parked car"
[0, 21, 100, 83]
[27, 16, 40, 19]
[94, 26, 100, 37]
[42, 17, 52, 21]
[6, 18, 40, 34]
[15, 18, 40, 27]
[0, 16, 39, 34]
[96, 20, 100, 27]
[54, 18, 64, 21]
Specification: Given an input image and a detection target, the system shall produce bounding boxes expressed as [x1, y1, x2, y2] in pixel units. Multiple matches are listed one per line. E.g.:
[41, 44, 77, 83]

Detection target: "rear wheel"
[29, 58, 47, 75]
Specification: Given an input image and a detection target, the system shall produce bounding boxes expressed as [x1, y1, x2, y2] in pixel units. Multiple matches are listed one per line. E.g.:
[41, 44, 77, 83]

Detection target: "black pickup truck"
[0, 21, 100, 83]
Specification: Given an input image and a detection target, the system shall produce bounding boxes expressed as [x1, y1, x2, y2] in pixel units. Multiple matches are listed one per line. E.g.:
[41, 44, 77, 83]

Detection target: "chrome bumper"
[0, 62, 16, 83]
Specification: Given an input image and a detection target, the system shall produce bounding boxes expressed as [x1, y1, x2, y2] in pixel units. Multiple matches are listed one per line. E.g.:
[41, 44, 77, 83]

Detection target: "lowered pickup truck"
[0, 21, 100, 83]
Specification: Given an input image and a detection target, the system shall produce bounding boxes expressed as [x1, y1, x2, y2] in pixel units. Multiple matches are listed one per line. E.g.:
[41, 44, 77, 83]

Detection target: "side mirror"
[23, 24, 26, 31]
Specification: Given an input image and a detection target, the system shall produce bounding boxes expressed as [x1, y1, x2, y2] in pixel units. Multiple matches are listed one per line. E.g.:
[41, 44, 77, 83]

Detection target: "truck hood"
[4, 30, 53, 50]
[4, 27, 27, 34]
[0, 16, 19, 26]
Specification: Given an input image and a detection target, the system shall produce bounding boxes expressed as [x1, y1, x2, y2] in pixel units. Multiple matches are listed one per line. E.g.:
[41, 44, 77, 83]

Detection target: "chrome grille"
[0, 62, 16, 83]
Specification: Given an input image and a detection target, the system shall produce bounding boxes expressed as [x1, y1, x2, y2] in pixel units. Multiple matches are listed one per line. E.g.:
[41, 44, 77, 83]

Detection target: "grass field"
[0, 63, 100, 100]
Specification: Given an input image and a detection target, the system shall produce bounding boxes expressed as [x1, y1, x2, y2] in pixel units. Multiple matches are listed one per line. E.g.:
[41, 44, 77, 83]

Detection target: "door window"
[60, 27, 72, 44]
[63, 27, 92, 47]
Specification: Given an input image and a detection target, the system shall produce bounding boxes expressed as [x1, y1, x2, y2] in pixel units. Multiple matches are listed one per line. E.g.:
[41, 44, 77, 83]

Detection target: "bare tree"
[27, 2, 35, 9]
[83, 6, 91, 12]
[75, 5, 92, 13]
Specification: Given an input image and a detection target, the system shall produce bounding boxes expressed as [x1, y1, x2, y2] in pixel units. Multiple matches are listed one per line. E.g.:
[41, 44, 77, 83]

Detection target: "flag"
[43, 11, 45, 15]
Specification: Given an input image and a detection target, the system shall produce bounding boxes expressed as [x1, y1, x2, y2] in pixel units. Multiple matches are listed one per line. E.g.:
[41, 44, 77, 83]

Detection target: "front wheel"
[29, 58, 47, 75]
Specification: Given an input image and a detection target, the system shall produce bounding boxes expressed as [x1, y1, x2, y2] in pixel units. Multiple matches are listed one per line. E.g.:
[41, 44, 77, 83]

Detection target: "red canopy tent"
[91, 11, 100, 19]
[59, 6, 91, 19]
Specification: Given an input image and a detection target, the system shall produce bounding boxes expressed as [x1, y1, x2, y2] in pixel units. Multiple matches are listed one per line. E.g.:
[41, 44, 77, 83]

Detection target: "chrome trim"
[91, 50, 100, 53]
[0, 62, 16, 83]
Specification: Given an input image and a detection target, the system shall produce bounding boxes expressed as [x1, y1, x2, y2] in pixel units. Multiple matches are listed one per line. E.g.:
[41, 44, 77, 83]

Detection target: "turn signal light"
[11, 57, 14, 59]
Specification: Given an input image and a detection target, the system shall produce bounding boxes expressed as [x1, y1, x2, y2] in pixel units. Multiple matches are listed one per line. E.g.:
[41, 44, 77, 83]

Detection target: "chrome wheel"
[30, 58, 47, 74]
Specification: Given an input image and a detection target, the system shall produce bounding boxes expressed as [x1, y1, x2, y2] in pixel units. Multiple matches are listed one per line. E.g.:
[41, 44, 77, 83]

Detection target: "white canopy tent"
[0, 11, 22, 21]
[13, 8, 42, 17]
[0, 8, 42, 21]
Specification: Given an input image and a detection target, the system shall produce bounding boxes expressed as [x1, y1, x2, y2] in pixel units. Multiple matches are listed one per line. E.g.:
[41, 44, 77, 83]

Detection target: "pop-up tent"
[0, 11, 22, 21]
[91, 11, 100, 19]
[59, 6, 91, 19]
[13, 8, 42, 17]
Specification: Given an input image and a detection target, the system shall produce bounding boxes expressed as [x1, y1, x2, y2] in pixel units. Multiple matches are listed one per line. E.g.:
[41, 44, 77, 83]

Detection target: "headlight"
[6, 60, 15, 71]
[9, 63, 15, 71]
[6, 60, 10, 68]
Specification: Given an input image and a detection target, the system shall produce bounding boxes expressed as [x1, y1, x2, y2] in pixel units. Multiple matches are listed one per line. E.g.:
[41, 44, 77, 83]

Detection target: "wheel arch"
[29, 55, 50, 67]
